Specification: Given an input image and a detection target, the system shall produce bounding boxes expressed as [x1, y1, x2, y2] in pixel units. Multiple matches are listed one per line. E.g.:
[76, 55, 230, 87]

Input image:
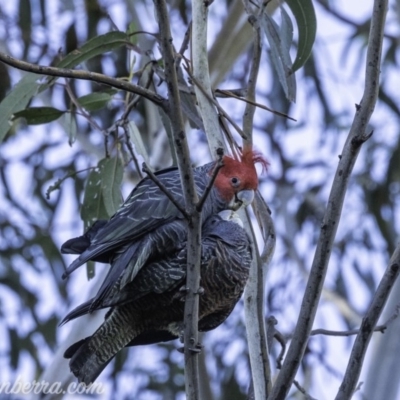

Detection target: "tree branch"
[269, 1, 388, 398]
[244, 192, 275, 400]
[184, 68, 247, 140]
[242, 8, 273, 400]
[191, 0, 226, 155]
[0, 52, 167, 108]
[310, 305, 399, 337]
[152, 0, 202, 398]
[335, 244, 400, 400]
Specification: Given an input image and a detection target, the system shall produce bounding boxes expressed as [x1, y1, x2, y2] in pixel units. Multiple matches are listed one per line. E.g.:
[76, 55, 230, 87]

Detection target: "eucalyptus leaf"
[99, 157, 123, 217]
[80, 167, 109, 231]
[0, 73, 40, 143]
[64, 111, 77, 146]
[57, 31, 129, 69]
[76, 92, 113, 111]
[13, 107, 65, 125]
[128, 121, 150, 166]
[286, 0, 317, 71]
[261, 12, 296, 101]
[127, 21, 138, 45]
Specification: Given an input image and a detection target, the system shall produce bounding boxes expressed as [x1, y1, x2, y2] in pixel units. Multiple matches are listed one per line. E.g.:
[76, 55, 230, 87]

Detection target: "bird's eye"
[231, 177, 240, 187]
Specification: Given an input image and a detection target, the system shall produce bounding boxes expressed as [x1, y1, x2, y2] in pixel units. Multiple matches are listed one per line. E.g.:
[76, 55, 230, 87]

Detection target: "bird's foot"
[175, 286, 204, 301]
[176, 286, 189, 302]
[196, 286, 205, 295]
[177, 340, 203, 354]
[188, 342, 203, 353]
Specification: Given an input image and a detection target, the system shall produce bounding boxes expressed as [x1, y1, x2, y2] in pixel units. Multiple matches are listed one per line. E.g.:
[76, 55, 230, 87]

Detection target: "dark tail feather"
[61, 237, 91, 255]
[64, 337, 113, 385]
[89, 241, 141, 311]
[61, 220, 108, 255]
[59, 300, 94, 326]
[62, 245, 111, 279]
[64, 338, 88, 358]
[64, 305, 138, 385]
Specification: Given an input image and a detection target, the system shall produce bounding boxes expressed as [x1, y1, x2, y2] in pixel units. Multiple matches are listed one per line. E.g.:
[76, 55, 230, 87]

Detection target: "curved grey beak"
[230, 189, 254, 211]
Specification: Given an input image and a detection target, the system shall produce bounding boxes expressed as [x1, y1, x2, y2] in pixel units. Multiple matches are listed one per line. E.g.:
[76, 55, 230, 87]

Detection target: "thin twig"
[64, 80, 104, 133]
[123, 122, 143, 178]
[196, 148, 224, 212]
[142, 163, 190, 219]
[281, 306, 400, 338]
[269, 1, 388, 398]
[293, 380, 318, 400]
[218, 88, 296, 122]
[311, 318, 398, 337]
[242, 15, 261, 147]
[335, 244, 400, 400]
[177, 22, 192, 68]
[0, 52, 167, 108]
[185, 67, 247, 139]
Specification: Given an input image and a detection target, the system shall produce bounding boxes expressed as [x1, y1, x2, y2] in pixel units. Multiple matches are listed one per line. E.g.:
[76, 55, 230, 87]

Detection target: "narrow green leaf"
[76, 92, 113, 111]
[286, 0, 317, 72]
[80, 167, 109, 231]
[0, 73, 40, 143]
[128, 121, 150, 166]
[57, 31, 129, 69]
[99, 157, 123, 217]
[280, 5, 294, 54]
[64, 111, 77, 146]
[127, 21, 138, 45]
[177, 68, 203, 129]
[261, 13, 296, 101]
[86, 260, 95, 280]
[13, 107, 65, 125]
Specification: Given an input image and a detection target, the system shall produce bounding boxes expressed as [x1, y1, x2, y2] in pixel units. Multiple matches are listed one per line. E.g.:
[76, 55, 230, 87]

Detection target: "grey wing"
[62, 168, 186, 278]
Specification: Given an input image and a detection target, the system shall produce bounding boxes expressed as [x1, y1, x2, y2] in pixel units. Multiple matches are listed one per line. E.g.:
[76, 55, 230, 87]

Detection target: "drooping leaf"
[80, 167, 109, 231]
[13, 107, 65, 125]
[99, 157, 123, 217]
[0, 73, 40, 143]
[286, 0, 317, 72]
[280, 5, 294, 53]
[76, 92, 113, 111]
[261, 11, 296, 101]
[128, 121, 150, 166]
[252, 191, 275, 266]
[177, 68, 203, 129]
[127, 21, 138, 45]
[57, 31, 129, 69]
[64, 110, 78, 146]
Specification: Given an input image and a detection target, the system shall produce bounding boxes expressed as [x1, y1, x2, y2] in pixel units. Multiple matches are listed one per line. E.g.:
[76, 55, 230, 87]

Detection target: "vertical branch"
[191, 0, 226, 155]
[269, 1, 388, 398]
[241, 13, 273, 400]
[242, 12, 262, 146]
[243, 198, 275, 399]
[335, 244, 400, 400]
[152, 0, 202, 398]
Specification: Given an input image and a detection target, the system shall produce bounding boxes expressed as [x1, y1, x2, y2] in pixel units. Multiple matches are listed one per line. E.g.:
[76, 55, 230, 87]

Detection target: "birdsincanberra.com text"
[0, 378, 105, 395]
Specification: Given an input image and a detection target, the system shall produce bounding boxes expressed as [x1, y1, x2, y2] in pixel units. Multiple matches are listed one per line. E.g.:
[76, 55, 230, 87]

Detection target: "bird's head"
[213, 149, 268, 210]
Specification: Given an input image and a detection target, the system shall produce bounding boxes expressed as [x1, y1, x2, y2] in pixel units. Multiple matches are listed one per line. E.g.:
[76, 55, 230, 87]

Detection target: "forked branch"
[269, 0, 389, 398]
